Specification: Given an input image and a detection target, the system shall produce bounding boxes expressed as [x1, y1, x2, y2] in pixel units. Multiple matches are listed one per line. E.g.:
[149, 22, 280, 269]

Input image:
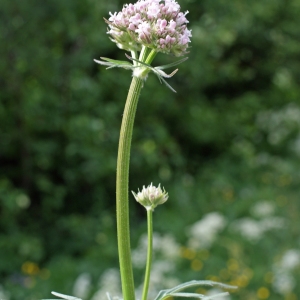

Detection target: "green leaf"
[166, 280, 236, 293]
[169, 292, 207, 298]
[170, 292, 230, 299]
[94, 57, 134, 70]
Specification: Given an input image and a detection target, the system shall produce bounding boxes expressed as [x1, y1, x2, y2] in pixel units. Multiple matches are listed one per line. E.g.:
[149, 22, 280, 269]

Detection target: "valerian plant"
[44, 1, 236, 300]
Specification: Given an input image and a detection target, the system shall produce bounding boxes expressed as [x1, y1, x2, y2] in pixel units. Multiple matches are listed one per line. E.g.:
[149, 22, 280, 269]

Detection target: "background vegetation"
[1, 0, 300, 299]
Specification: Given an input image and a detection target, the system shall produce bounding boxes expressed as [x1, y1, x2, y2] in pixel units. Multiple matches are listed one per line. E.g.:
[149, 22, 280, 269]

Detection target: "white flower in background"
[136, 260, 179, 300]
[273, 271, 296, 295]
[272, 249, 300, 295]
[251, 201, 275, 217]
[280, 249, 300, 270]
[91, 269, 122, 300]
[260, 217, 285, 231]
[132, 232, 180, 268]
[132, 232, 180, 299]
[151, 260, 175, 283]
[231, 216, 285, 243]
[232, 199, 286, 243]
[256, 103, 300, 146]
[231, 218, 263, 242]
[131, 235, 148, 268]
[188, 212, 227, 249]
[159, 234, 180, 259]
[72, 273, 91, 299]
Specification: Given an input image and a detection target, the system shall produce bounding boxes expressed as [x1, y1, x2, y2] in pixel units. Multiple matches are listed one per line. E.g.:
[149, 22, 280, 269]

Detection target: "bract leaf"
[155, 57, 188, 70]
[159, 77, 177, 93]
[100, 57, 133, 66]
[94, 58, 134, 70]
[154, 68, 178, 78]
[125, 53, 150, 67]
[96, 54, 186, 93]
[125, 54, 178, 92]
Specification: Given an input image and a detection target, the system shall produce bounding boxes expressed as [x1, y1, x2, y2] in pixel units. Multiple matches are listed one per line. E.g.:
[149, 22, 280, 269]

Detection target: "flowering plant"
[132, 183, 168, 211]
[106, 0, 191, 56]
[44, 1, 236, 300]
[95, 0, 191, 89]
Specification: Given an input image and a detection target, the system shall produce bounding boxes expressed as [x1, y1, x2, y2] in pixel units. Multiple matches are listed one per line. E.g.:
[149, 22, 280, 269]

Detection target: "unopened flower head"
[106, 0, 192, 57]
[132, 183, 168, 210]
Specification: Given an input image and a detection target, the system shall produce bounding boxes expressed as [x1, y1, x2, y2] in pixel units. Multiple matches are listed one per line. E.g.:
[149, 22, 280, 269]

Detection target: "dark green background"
[1, 0, 300, 299]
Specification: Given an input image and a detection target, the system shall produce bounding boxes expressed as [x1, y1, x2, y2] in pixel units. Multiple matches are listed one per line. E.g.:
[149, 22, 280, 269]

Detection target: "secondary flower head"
[132, 183, 168, 211]
[106, 0, 192, 56]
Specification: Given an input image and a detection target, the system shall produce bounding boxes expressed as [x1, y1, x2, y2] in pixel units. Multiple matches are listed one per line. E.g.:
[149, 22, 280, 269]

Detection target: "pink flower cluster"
[106, 0, 192, 57]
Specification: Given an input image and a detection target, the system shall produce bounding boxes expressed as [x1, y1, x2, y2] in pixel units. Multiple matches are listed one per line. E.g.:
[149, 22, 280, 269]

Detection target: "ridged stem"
[116, 46, 157, 300]
[116, 76, 143, 300]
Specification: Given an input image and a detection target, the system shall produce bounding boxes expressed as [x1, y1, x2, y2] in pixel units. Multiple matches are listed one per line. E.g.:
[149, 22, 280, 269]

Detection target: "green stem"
[139, 45, 150, 62]
[116, 76, 144, 300]
[131, 50, 138, 66]
[141, 209, 153, 300]
[116, 46, 157, 300]
[145, 49, 157, 65]
[139, 46, 157, 65]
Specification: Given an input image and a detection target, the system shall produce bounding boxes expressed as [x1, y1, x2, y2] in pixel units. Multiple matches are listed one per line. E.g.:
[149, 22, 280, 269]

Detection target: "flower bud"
[132, 183, 168, 211]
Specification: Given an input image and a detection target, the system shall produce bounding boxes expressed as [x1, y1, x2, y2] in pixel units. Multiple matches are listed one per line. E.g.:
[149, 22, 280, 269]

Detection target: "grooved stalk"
[116, 76, 143, 300]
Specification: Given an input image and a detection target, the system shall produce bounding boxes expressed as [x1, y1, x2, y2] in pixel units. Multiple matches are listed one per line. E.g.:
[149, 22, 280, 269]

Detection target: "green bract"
[94, 52, 188, 92]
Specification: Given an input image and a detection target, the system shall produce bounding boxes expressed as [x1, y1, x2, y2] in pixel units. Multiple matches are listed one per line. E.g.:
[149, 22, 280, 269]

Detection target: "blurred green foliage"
[1, 0, 300, 299]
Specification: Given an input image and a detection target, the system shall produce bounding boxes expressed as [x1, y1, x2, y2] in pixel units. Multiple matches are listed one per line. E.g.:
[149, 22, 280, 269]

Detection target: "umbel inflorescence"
[106, 0, 192, 57]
